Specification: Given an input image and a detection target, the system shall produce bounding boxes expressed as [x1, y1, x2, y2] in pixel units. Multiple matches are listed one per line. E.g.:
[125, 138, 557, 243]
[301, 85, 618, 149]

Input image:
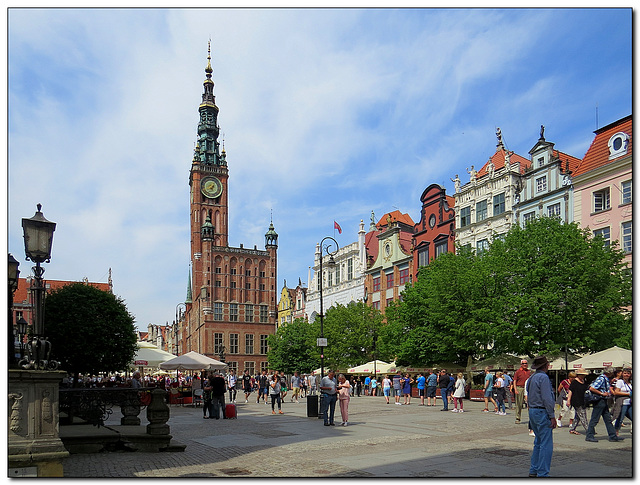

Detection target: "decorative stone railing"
[59, 388, 168, 430]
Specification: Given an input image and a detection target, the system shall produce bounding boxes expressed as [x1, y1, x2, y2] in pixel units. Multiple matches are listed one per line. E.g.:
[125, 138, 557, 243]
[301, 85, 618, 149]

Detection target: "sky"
[6, 7, 632, 331]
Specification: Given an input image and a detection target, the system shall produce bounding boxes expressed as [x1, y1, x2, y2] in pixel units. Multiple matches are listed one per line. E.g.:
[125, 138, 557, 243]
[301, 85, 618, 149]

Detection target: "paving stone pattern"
[62, 396, 632, 478]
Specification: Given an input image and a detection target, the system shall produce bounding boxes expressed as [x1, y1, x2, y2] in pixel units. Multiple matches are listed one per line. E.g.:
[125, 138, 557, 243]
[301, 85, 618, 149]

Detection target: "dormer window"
[608, 132, 630, 159]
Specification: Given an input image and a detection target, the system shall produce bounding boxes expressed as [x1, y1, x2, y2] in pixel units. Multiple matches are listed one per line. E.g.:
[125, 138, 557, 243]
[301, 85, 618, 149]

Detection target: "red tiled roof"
[553, 150, 582, 175]
[476, 147, 531, 179]
[13, 278, 111, 303]
[573, 115, 632, 177]
[375, 210, 415, 230]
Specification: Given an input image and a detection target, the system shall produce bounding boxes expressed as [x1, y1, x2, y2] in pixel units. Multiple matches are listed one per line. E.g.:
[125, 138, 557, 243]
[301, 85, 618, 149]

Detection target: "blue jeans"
[440, 389, 449, 409]
[528, 408, 553, 477]
[615, 404, 632, 430]
[586, 398, 616, 440]
[323, 393, 337, 424]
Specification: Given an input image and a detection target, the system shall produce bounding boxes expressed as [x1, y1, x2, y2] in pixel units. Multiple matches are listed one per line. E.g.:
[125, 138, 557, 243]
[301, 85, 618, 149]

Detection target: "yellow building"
[277, 282, 296, 329]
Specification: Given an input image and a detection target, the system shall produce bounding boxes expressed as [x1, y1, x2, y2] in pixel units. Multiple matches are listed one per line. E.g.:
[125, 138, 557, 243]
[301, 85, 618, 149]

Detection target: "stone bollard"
[146, 389, 170, 435]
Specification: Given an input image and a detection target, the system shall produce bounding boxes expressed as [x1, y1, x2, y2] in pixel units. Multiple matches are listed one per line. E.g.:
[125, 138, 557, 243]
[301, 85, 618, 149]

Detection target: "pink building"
[573, 115, 632, 268]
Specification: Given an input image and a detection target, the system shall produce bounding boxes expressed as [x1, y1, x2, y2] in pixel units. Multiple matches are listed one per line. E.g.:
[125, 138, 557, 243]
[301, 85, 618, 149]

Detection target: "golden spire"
[205, 39, 213, 79]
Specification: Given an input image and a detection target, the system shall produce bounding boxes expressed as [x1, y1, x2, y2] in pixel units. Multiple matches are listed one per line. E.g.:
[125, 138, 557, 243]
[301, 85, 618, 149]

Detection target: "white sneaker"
[557, 419, 562, 428]
[245, 399, 248, 403]
[451, 409, 458, 412]
[458, 409, 464, 413]
[529, 430, 535, 437]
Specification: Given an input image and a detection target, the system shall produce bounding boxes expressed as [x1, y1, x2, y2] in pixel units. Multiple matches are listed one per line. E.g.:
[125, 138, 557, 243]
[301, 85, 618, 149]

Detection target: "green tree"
[267, 318, 317, 373]
[44, 282, 137, 385]
[385, 246, 494, 366]
[311, 301, 385, 370]
[488, 216, 632, 357]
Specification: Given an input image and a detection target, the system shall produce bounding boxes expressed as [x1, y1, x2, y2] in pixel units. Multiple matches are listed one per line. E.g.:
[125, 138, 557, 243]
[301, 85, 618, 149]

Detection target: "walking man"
[526, 355, 557, 478]
[291, 371, 301, 403]
[483, 367, 497, 413]
[319, 370, 338, 426]
[513, 359, 530, 423]
[585, 366, 624, 443]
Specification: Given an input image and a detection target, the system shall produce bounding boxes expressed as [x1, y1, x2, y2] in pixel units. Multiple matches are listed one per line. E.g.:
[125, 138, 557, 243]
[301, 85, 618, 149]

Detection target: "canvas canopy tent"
[347, 361, 399, 375]
[159, 351, 228, 371]
[546, 353, 581, 371]
[132, 341, 177, 369]
[568, 346, 632, 370]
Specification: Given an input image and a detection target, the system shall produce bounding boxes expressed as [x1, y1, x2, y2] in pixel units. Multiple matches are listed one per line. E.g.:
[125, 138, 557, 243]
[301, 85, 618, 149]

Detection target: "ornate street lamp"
[21, 204, 57, 370]
[8, 253, 20, 367]
[318, 236, 338, 380]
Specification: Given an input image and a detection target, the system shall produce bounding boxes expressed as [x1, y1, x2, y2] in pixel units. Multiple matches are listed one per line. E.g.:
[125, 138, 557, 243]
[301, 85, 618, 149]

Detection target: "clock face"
[201, 176, 223, 198]
[429, 214, 436, 229]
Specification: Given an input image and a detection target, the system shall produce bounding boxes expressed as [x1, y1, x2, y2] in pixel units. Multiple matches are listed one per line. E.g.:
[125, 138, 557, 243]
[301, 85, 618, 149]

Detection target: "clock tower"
[182, 43, 278, 376]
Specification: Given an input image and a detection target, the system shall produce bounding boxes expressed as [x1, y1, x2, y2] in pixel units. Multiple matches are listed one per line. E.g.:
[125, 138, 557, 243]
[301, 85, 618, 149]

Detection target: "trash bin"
[317, 393, 325, 419]
[307, 394, 318, 417]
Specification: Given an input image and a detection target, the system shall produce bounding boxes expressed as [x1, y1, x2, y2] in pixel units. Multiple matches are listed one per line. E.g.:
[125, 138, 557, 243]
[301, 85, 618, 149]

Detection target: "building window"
[418, 247, 429, 267]
[230, 268, 236, 275]
[214, 302, 223, 321]
[476, 200, 488, 223]
[229, 333, 239, 354]
[230, 281, 236, 289]
[537, 156, 544, 168]
[399, 268, 410, 285]
[435, 240, 448, 258]
[547, 203, 561, 217]
[260, 284, 265, 291]
[260, 361, 269, 373]
[259, 305, 268, 323]
[523, 211, 535, 224]
[372, 301, 380, 310]
[460, 206, 471, 227]
[593, 227, 611, 247]
[335, 266, 341, 285]
[227, 361, 238, 374]
[260, 334, 268, 355]
[245, 269, 251, 277]
[245, 334, 254, 355]
[536, 176, 547, 193]
[214, 333, 224, 354]
[386, 298, 394, 307]
[327, 270, 333, 287]
[215, 280, 222, 287]
[493, 193, 505, 216]
[372, 276, 381, 292]
[245, 283, 251, 290]
[386, 272, 394, 288]
[244, 361, 255, 375]
[608, 132, 630, 158]
[476, 239, 489, 255]
[215, 267, 222, 274]
[622, 221, 632, 253]
[229, 303, 238, 322]
[245, 304, 254, 322]
[593, 188, 610, 212]
[621, 180, 632, 205]
[347, 258, 353, 280]
[260, 271, 266, 278]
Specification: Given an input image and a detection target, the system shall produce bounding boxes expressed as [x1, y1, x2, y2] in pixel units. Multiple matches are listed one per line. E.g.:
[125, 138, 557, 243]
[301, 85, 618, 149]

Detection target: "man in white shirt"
[319, 370, 338, 426]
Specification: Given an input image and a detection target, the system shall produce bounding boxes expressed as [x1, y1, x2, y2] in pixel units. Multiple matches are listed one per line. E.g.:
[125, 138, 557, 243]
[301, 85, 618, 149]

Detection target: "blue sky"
[7, 8, 632, 330]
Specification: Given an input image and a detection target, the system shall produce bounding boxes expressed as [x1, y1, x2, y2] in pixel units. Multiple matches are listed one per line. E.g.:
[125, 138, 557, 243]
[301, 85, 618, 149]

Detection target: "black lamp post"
[21, 203, 57, 369]
[8, 253, 20, 367]
[318, 236, 338, 380]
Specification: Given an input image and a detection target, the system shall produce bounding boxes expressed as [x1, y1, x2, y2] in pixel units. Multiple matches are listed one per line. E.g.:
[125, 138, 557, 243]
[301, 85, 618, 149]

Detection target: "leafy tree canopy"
[266, 317, 317, 373]
[44, 283, 137, 381]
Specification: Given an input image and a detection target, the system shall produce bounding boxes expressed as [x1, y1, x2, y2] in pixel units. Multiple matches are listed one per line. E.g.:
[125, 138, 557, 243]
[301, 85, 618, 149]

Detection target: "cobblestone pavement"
[62, 395, 632, 478]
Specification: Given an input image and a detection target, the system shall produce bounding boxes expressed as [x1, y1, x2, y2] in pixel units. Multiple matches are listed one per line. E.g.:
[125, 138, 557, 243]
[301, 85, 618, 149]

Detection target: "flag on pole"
[334, 221, 342, 234]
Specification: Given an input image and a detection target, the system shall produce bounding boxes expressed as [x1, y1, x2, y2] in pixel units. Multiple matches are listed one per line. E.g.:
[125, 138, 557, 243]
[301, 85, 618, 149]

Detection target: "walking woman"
[382, 375, 392, 404]
[566, 368, 589, 435]
[337, 374, 351, 426]
[452, 372, 466, 412]
[270, 373, 283, 415]
[613, 368, 632, 435]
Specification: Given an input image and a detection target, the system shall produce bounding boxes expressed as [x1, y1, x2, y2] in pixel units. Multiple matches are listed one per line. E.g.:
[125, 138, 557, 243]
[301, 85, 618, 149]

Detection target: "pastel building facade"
[572, 115, 632, 268]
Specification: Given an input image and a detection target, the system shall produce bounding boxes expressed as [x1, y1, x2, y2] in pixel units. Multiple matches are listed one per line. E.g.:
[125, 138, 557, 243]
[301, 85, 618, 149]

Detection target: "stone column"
[8, 369, 69, 477]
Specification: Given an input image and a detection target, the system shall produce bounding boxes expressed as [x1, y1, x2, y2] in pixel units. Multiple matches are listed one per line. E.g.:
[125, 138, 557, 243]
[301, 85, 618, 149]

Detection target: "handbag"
[584, 389, 602, 406]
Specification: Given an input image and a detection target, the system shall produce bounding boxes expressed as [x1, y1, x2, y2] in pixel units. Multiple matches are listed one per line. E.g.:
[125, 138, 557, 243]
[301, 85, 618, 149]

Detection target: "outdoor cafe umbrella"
[132, 341, 177, 369]
[466, 354, 524, 373]
[159, 351, 228, 371]
[568, 346, 632, 370]
[347, 360, 391, 375]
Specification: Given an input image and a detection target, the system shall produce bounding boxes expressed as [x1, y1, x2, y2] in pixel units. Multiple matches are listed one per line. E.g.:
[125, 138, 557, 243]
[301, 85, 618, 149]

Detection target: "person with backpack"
[584, 366, 623, 442]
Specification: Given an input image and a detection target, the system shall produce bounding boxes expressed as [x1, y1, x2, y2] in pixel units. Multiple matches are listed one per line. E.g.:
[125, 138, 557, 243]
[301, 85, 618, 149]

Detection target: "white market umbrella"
[569, 346, 632, 370]
[160, 351, 228, 371]
[132, 341, 177, 368]
[347, 360, 398, 375]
